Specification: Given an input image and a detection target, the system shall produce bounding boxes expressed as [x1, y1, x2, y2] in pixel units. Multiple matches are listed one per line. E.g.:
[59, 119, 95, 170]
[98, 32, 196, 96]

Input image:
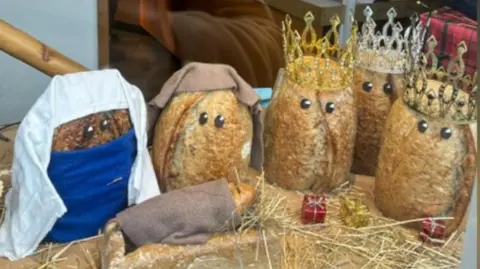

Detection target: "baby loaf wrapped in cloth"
[0, 70, 159, 260]
[102, 178, 255, 257]
[263, 13, 357, 194]
[148, 62, 263, 192]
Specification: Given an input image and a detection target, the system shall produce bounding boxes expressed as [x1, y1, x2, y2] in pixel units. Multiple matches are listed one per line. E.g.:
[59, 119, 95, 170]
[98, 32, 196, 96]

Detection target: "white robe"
[0, 69, 160, 260]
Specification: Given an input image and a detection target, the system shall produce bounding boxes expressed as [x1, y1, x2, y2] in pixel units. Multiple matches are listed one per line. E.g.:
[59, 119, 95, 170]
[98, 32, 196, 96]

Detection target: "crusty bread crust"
[264, 59, 356, 193]
[152, 90, 253, 192]
[102, 222, 280, 269]
[228, 182, 256, 215]
[375, 85, 476, 236]
[52, 109, 132, 151]
[352, 68, 405, 176]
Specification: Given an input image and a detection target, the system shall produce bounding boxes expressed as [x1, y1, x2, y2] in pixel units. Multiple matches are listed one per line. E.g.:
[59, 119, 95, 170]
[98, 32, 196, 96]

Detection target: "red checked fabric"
[420, 7, 477, 78]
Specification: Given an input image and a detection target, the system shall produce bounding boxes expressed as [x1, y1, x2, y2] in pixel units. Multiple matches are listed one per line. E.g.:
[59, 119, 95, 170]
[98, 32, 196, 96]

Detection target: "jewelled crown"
[356, 7, 427, 74]
[282, 12, 357, 90]
[403, 36, 477, 124]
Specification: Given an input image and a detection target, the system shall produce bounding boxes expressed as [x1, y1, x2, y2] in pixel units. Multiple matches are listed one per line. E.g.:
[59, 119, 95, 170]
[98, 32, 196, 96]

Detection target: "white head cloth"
[0, 69, 160, 260]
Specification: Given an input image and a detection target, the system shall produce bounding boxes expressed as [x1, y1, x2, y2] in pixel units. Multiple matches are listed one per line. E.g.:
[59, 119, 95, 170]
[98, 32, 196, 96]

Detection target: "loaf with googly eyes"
[352, 6, 430, 176]
[263, 57, 357, 194]
[375, 74, 476, 236]
[149, 62, 263, 192]
[351, 68, 405, 176]
[52, 109, 132, 151]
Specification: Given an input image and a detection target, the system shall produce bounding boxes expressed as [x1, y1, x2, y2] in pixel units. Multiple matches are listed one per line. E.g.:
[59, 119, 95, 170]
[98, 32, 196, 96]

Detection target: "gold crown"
[403, 36, 477, 124]
[356, 7, 428, 74]
[282, 12, 357, 90]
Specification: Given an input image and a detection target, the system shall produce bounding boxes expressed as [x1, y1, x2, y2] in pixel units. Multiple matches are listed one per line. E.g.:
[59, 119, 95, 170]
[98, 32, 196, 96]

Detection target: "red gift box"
[419, 218, 446, 246]
[301, 195, 326, 224]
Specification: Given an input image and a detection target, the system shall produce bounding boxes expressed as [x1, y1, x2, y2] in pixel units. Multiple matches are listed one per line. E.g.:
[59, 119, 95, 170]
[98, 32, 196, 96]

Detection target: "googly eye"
[300, 98, 311, 109]
[83, 125, 94, 139]
[100, 119, 109, 131]
[214, 115, 225, 128]
[383, 83, 393, 95]
[199, 112, 208, 125]
[417, 120, 428, 133]
[427, 91, 436, 100]
[362, 82, 373, 92]
[440, 127, 452, 140]
[325, 102, 335, 113]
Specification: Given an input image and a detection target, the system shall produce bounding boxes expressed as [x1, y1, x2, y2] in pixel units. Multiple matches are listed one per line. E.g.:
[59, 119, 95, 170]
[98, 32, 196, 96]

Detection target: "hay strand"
[79, 242, 98, 269]
[262, 229, 274, 269]
[0, 169, 464, 269]
[0, 168, 11, 225]
[242, 175, 464, 269]
[37, 242, 72, 269]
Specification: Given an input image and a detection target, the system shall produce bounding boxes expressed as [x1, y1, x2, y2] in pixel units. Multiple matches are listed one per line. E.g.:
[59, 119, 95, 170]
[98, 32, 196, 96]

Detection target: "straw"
[0, 169, 465, 268]
[238, 175, 464, 269]
[0, 168, 11, 225]
[37, 242, 73, 269]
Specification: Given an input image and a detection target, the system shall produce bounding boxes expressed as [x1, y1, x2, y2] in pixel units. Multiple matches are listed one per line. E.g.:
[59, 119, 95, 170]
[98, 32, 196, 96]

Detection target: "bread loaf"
[375, 80, 476, 236]
[102, 221, 281, 269]
[152, 90, 253, 192]
[264, 57, 356, 193]
[228, 182, 256, 215]
[352, 67, 405, 176]
[52, 109, 132, 151]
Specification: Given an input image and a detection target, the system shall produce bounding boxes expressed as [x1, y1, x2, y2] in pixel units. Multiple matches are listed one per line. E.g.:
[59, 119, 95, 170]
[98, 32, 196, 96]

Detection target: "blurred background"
[0, 0, 476, 124]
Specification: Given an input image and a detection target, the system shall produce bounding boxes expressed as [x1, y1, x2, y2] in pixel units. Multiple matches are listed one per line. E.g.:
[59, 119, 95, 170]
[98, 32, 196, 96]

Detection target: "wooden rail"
[0, 19, 88, 77]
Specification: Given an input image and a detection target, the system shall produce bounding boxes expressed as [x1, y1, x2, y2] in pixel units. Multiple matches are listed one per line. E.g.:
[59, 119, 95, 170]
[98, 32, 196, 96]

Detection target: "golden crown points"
[356, 7, 427, 74]
[282, 12, 357, 90]
[403, 36, 477, 124]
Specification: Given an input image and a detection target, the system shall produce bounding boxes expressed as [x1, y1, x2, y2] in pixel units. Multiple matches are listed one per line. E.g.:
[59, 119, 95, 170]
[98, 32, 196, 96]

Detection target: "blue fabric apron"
[44, 129, 137, 243]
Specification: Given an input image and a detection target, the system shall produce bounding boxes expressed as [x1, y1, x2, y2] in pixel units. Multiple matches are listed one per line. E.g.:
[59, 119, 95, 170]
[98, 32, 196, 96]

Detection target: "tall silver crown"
[356, 7, 428, 74]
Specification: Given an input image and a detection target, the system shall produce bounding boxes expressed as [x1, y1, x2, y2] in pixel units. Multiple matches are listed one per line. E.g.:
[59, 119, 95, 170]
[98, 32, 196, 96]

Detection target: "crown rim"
[282, 12, 358, 90]
[403, 36, 477, 124]
[356, 6, 427, 74]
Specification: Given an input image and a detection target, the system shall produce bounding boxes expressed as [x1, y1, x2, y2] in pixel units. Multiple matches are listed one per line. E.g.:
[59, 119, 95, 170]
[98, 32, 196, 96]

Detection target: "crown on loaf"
[282, 12, 357, 90]
[403, 36, 477, 124]
[356, 7, 427, 74]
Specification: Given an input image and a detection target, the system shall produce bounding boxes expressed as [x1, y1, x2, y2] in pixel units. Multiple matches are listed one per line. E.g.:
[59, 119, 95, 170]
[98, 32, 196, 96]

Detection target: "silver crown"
[356, 7, 428, 74]
[403, 36, 477, 124]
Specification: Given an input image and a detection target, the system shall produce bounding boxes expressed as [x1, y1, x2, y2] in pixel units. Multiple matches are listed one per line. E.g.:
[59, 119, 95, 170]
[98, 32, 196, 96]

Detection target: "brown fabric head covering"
[147, 62, 264, 171]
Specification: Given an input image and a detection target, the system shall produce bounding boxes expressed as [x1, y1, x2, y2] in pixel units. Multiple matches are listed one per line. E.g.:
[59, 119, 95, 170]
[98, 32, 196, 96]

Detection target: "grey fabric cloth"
[147, 61, 264, 171]
[116, 179, 241, 247]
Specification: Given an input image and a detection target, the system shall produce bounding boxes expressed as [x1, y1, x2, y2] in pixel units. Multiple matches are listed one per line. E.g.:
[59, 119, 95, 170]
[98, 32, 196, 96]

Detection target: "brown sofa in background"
[111, 0, 284, 101]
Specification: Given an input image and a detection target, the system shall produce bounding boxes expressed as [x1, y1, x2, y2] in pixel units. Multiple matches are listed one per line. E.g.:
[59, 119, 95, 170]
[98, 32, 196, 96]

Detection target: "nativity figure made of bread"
[263, 12, 357, 194]
[149, 62, 263, 193]
[375, 36, 477, 237]
[352, 7, 430, 176]
[0, 70, 159, 260]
